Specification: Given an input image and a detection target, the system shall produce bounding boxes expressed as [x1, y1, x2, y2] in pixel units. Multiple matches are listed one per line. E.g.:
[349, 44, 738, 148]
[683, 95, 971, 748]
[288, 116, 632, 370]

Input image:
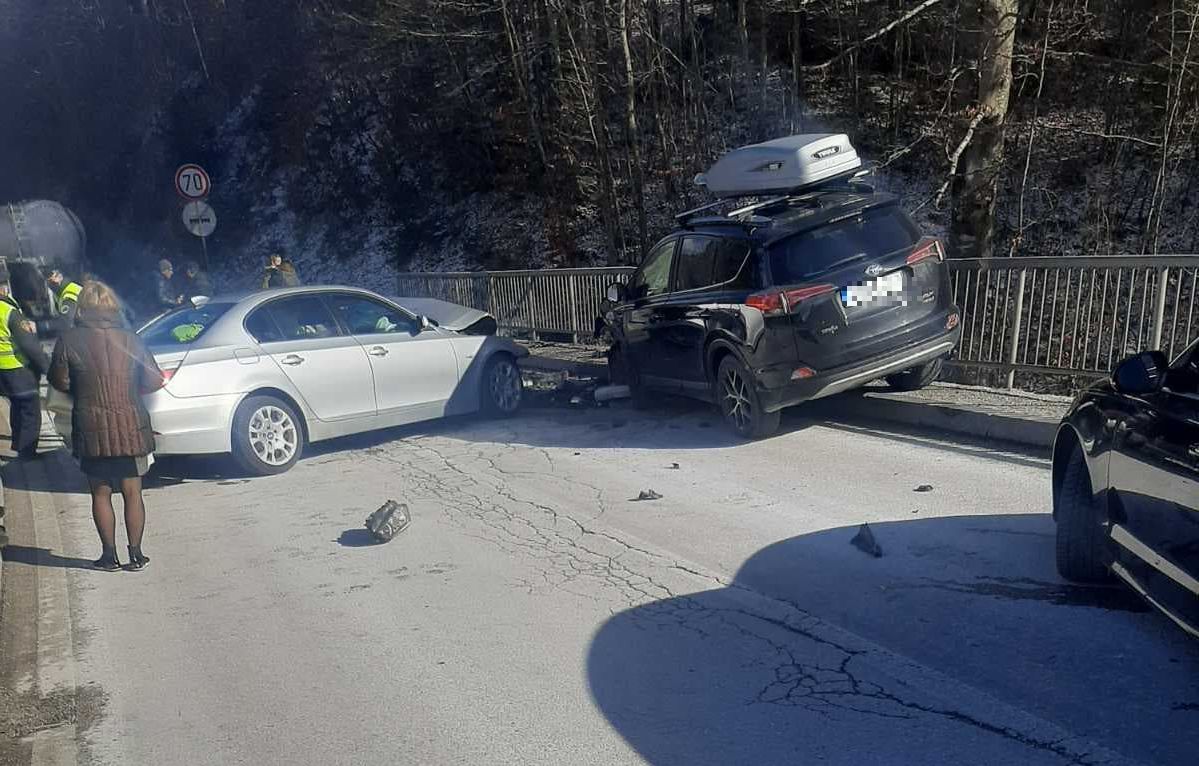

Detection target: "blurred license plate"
[841, 271, 905, 308]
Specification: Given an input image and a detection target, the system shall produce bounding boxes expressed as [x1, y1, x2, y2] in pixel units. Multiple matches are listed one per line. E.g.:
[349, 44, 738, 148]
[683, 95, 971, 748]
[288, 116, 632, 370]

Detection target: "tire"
[481, 353, 523, 416]
[715, 356, 781, 439]
[617, 346, 653, 410]
[1054, 450, 1112, 583]
[231, 395, 304, 476]
[885, 357, 943, 392]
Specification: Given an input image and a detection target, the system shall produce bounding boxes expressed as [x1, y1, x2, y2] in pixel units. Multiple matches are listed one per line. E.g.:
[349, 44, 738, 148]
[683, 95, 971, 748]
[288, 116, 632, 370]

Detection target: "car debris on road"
[850, 522, 882, 557]
[365, 500, 410, 543]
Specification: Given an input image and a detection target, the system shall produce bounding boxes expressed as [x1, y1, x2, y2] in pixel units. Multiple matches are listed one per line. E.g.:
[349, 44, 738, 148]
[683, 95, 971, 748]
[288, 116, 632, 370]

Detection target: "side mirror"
[418, 315, 434, 332]
[1113, 351, 1168, 395]
[606, 282, 626, 303]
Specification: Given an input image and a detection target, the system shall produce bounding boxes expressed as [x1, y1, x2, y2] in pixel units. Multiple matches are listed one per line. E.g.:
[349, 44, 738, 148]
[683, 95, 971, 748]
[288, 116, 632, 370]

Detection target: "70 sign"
[175, 164, 211, 200]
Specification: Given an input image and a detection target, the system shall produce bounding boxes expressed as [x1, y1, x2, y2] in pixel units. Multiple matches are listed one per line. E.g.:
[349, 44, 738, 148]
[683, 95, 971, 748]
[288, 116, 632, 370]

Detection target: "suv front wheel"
[716, 356, 780, 439]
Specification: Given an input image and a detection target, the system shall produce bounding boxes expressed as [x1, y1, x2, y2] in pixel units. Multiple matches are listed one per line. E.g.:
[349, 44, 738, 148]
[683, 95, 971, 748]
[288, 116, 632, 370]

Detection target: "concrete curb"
[819, 392, 1058, 452]
[520, 352, 1059, 451]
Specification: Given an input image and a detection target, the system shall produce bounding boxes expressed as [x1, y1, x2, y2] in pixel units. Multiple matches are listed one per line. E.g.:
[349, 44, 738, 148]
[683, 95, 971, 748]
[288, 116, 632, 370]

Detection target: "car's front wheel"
[885, 357, 943, 391]
[231, 395, 304, 476]
[1055, 450, 1112, 583]
[716, 356, 780, 439]
[481, 353, 523, 416]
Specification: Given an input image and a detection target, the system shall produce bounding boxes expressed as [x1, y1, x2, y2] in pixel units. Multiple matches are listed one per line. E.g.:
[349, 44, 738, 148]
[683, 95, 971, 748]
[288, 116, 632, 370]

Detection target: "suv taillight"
[745, 284, 836, 316]
[906, 237, 944, 266]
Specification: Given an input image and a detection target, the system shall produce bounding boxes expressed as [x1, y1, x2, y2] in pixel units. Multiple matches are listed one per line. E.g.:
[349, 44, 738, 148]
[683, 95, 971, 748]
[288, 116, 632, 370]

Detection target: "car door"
[619, 238, 678, 388]
[246, 294, 376, 422]
[1108, 340, 1199, 615]
[323, 291, 461, 418]
[660, 235, 755, 394]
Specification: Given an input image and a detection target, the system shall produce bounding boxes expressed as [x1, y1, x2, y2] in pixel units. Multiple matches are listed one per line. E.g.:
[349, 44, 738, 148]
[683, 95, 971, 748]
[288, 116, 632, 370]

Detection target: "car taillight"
[906, 237, 944, 266]
[159, 366, 180, 386]
[745, 284, 836, 316]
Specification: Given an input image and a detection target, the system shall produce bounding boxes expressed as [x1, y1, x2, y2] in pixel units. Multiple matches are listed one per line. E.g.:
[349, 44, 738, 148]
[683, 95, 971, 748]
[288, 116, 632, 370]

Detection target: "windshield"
[139, 303, 233, 347]
[768, 205, 920, 282]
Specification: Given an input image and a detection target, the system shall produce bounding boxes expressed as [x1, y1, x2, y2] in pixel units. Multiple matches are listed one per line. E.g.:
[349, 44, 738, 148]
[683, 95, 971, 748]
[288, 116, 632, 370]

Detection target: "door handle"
[280, 354, 305, 366]
[368, 346, 389, 357]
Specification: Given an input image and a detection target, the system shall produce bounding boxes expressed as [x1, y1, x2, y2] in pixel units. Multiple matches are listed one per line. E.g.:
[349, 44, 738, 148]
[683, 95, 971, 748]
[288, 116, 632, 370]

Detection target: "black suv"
[605, 185, 961, 438]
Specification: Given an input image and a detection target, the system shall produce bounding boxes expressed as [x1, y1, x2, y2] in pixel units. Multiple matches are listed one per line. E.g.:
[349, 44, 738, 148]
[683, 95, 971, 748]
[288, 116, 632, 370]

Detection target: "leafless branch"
[808, 0, 947, 71]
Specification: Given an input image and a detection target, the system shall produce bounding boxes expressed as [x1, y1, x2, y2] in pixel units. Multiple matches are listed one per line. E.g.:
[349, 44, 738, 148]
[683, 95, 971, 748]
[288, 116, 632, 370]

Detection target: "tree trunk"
[949, 0, 1018, 259]
[792, 9, 804, 132]
[618, 0, 648, 256]
[738, 0, 750, 63]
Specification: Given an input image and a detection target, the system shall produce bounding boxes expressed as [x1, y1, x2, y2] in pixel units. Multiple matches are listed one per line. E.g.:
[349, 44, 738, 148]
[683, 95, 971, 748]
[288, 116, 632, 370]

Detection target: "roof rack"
[676, 164, 876, 227]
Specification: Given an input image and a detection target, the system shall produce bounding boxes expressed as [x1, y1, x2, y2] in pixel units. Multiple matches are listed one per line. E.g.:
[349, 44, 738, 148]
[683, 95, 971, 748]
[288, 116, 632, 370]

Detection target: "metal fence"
[398, 256, 1199, 384]
[398, 268, 634, 342]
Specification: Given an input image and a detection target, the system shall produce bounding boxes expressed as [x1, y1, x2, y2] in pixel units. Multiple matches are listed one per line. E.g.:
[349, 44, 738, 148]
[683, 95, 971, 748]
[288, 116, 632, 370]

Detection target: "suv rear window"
[140, 303, 234, 346]
[768, 205, 920, 283]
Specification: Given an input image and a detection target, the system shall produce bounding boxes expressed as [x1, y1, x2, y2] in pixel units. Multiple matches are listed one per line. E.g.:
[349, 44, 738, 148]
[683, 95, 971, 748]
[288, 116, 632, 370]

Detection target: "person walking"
[49, 281, 165, 571]
[0, 266, 50, 460]
[182, 260, 212, 300]
[261, 253, 301, 289]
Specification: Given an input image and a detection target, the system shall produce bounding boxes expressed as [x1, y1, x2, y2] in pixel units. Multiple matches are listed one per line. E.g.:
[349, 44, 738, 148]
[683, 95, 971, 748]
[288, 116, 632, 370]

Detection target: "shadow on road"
[587, 513, 1199, 766]
[1, 544, 97, 570]
[335, 529, 377, 548]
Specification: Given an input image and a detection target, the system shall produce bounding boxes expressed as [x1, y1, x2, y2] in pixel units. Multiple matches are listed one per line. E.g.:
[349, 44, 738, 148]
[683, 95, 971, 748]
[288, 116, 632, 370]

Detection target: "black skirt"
[80, 455, 151, 484]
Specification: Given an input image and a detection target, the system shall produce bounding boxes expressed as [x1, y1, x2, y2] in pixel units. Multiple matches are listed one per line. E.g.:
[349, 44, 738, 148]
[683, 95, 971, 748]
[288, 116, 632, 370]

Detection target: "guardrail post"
[568, 275, 580, 344]
[528, 275, 539, 342]
[1005, 267, 1027, 390]
[1150, 266, 1169, 350]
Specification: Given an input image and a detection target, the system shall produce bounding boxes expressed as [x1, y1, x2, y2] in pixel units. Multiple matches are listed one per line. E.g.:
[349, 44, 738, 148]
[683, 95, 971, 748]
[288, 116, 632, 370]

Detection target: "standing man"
[182, 261, 212, 300]
[32, 268, 83, 336]
[0, 265, 50, 460]
[153, 259, 181, 314]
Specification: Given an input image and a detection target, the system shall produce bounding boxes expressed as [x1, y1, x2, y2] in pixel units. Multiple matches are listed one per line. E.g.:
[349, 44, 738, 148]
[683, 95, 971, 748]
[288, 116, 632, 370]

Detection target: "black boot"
[125, 545, 149, 572]
[93, 547, 121, 571]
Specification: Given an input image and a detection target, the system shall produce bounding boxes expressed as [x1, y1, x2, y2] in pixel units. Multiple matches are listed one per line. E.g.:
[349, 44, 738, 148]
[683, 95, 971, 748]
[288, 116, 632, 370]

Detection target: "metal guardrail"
[398, 268, 634, 342]
[399, 256, 1199, 385]
[948, 256, 1199, 386]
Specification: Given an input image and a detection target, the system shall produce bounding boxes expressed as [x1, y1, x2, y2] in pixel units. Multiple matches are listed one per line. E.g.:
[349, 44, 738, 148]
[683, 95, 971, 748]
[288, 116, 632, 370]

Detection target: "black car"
[605, 181, 961, 438]
[1053, 337, 1199, 637]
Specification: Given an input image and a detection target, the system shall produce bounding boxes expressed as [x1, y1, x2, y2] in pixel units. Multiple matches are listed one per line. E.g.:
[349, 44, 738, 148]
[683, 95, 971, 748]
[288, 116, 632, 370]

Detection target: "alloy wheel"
[248, 405, 299, 466]
[489, 358, 522, 413]
[721, 367, 752, 432]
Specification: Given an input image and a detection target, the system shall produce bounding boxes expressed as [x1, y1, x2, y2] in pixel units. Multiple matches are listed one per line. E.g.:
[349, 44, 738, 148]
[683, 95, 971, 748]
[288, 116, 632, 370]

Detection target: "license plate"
[841, 271, 905, 308]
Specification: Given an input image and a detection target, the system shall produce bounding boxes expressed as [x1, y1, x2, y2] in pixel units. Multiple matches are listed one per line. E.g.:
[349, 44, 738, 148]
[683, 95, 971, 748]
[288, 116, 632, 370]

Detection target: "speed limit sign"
[175, 164, 211, 200]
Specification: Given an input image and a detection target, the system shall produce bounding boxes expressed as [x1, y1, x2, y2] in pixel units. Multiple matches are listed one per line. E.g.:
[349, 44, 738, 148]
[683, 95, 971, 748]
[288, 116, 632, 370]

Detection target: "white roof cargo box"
[697, 134, 862, 198]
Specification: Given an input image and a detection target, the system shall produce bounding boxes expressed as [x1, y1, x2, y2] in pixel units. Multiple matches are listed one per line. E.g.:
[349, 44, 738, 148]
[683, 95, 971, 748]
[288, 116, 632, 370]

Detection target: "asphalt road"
[14, 401, 1199, 765]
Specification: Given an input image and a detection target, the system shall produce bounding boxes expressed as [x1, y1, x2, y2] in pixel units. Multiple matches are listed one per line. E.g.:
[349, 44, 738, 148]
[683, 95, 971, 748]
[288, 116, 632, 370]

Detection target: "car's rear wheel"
[482, 353, 522, 416]
[1055, 450, 1112, 583]
[716, 356, 780, 439]
[884, 357, 943, 391]
[232, 395, 304, 476]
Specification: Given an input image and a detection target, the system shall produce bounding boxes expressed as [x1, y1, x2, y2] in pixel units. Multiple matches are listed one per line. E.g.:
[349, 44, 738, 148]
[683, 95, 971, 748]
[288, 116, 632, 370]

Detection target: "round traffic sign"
[175, 164, 211, 200]
[181, 200, 217, 237]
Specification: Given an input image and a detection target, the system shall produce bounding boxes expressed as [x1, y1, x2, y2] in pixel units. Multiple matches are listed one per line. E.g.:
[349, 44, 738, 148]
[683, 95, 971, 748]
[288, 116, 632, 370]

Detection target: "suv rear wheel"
[885, 358, 942, 392]
[716, 356, 780, 439]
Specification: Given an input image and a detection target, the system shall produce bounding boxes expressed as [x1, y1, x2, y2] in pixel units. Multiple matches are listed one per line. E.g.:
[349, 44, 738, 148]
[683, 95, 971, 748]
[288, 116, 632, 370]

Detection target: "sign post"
[175, 164, 213, 269]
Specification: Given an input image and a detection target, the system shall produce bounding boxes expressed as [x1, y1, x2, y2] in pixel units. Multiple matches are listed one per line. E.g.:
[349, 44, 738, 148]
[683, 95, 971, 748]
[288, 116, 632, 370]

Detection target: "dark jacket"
[184, 270, 213, 299]
[262, 261, 301, 289]
[2, 296, 49, 376]
[154, 271, 178, 311]
[49, 310, 165, 458]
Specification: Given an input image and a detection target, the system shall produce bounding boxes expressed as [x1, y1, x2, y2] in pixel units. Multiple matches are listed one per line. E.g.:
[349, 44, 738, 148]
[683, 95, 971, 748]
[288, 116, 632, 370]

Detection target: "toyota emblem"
[864, 264, 885, 277]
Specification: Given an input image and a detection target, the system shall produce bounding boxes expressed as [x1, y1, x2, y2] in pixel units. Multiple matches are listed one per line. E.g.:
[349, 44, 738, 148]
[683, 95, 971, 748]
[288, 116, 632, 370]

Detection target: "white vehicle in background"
[48, 287, 526, 475]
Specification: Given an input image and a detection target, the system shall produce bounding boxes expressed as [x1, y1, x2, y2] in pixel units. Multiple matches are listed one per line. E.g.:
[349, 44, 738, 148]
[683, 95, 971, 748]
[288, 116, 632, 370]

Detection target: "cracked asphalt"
[39, 401, 1199, 765]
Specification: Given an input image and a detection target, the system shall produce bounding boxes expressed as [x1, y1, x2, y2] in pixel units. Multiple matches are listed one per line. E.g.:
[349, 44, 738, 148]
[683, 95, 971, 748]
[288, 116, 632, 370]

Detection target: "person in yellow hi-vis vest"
[0, 264, 50, 459]
[33, 268, 82, 337]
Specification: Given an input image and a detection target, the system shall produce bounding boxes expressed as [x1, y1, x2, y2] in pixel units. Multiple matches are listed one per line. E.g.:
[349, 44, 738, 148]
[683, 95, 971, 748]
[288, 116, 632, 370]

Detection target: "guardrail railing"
[398, 256, 1199, 386]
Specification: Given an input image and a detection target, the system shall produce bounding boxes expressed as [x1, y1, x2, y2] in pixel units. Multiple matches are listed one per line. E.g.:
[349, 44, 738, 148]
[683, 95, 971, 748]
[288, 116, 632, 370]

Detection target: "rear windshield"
[768, 205, 920, 283]
[139, 303, 234, 346]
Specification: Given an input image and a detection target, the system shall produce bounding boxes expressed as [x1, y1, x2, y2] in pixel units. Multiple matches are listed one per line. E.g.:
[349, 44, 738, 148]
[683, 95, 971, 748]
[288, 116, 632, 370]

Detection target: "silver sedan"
[49, 286, 527, 475]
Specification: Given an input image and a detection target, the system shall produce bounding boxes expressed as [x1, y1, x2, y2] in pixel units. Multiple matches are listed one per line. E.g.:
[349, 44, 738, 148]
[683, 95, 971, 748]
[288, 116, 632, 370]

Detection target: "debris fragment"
[365, 500, 411, 543]
[594, 384, 631, 402]
[850, 523, 882, 558]
[914, 484, 934, 493]
[632, 489, 663, 501]
[669, 462, 680, 470]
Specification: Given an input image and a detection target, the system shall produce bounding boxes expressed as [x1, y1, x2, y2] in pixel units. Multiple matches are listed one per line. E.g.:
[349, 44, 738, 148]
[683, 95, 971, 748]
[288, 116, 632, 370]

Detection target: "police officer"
[34, 268, 83, 336]
[0, 265, 50, 460]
